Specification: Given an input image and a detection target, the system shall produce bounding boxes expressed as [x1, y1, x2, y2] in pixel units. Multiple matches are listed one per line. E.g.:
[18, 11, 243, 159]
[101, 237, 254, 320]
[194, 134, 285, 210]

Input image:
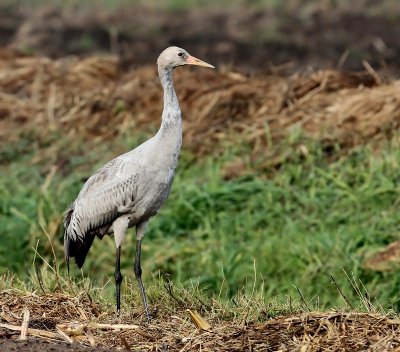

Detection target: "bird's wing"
[78, 157, 122, 198]
[78, 153, 142, 197]
[65, 154, 143, 243]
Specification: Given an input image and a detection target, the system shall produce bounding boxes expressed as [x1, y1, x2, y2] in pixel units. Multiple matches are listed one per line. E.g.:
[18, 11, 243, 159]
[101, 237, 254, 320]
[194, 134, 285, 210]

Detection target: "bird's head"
[157, 46, 214, 70]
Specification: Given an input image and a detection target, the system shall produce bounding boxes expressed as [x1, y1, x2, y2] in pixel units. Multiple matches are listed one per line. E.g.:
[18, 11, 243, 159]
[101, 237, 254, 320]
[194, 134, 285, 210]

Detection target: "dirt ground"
[0, 339, 120, 352]
[0, 291, 400, 351]
[0, 2, 400, 74]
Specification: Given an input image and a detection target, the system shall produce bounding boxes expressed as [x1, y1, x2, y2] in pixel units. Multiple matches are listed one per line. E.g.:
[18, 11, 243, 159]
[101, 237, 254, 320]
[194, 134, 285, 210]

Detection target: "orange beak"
[186, 55, 215, 68]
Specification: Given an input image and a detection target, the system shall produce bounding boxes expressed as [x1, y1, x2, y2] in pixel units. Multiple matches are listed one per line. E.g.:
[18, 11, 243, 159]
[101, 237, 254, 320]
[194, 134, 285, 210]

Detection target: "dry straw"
[0, 291, 399, 351]
[1, 49, 399, 170]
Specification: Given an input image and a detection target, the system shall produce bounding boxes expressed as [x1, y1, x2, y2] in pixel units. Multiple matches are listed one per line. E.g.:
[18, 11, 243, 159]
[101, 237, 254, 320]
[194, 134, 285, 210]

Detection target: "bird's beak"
[186, 55, 215, 68]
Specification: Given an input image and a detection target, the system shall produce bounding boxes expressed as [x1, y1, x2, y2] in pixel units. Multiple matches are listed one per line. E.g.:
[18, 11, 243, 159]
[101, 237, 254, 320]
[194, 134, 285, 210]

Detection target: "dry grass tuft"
[261, 312, 400, 351]
[2, 49, 400, 171]
[0, 288, 399, 351]
[364, 240, 400, 272]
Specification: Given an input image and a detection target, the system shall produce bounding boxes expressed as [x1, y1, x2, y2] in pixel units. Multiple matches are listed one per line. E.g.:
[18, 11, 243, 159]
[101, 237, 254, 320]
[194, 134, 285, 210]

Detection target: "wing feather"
[64, 154, 143, 267]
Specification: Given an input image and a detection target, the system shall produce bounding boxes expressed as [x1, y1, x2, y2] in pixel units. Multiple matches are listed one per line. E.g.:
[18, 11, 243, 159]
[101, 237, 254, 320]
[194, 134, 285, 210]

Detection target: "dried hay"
[364, 240, 400, 271]
[0, 291, 399, 351]
[1, 49, 399, 171]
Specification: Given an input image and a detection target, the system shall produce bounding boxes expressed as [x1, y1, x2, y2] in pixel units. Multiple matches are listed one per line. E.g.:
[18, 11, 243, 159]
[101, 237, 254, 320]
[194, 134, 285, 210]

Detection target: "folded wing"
[64, 155, 142, 268]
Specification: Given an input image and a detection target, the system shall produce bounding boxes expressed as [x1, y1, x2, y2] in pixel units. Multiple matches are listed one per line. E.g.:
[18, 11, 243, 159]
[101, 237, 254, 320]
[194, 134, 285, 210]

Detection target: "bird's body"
[64, 46, 214, 321]
[65, 117, 181, 252]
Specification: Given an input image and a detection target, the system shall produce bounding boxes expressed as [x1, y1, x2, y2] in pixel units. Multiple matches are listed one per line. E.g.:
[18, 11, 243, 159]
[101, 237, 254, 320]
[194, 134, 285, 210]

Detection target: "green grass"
[1, 135, 400, 313]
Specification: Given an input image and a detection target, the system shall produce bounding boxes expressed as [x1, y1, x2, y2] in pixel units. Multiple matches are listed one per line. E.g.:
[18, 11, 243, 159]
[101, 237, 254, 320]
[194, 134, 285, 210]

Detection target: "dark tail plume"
[63, 205, 74, 273]
[63, 204, 95, 270]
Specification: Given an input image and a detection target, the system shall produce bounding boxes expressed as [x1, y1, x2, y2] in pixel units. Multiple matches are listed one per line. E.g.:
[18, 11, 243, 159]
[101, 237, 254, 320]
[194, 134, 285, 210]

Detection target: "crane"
[63, 47, 214, 322]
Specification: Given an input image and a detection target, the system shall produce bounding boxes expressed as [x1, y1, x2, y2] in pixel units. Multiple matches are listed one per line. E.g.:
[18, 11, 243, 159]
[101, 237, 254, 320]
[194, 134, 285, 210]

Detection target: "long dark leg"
[134, 239, 151, 322]
[114, 245, 123, 316]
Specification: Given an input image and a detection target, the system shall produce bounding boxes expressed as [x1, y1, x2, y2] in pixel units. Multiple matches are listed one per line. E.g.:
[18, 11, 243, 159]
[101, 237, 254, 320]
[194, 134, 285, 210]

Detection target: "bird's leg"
[114, 245, 123, 317]
[134, 239, 151, 322]
[113, 217, 130, 316]
[135, 221, 151, 322]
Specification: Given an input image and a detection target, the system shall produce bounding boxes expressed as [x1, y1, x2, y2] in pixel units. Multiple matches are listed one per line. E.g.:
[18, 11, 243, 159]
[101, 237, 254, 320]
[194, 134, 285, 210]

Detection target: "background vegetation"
[2, 131, 400, 309]
[1, 0, 400, 313]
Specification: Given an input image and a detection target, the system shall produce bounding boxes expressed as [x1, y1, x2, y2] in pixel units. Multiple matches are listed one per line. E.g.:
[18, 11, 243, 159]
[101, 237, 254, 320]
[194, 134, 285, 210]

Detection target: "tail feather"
[74, 235, 95, 268]
[63, 204, 95, 269]
[63, 205, 74, 272]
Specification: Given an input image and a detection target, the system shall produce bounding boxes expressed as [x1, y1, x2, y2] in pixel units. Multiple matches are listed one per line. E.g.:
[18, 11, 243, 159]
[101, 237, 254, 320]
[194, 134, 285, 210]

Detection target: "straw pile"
[1, 291, 400, 351]
[1, 49, 400, 169]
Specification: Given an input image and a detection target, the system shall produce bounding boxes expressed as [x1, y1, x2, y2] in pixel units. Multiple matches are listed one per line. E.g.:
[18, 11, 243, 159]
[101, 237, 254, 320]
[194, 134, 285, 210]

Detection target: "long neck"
[158, 67, 182, 134]
[153, 66, 183, 167]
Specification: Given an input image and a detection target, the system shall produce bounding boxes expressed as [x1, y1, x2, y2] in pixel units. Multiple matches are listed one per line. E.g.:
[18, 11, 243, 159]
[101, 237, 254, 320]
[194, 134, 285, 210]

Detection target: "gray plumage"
[64, 46, 214, 322]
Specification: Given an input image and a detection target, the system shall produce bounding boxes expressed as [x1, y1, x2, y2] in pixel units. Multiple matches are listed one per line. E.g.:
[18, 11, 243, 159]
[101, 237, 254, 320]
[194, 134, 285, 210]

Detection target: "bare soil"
[0, 339, 118, 352]
[1, 3, 400, 74]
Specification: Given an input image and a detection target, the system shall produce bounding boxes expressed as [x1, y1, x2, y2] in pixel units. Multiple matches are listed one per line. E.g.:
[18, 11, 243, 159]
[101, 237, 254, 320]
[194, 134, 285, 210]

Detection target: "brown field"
[2, 1, 400, 74]
[2, 49, 400, 171]
[1, 289, 400, 351]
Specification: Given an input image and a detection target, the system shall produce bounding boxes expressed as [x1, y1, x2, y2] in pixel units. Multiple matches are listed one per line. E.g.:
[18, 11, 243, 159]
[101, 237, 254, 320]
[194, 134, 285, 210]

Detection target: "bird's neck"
[157, 67, 182, 138]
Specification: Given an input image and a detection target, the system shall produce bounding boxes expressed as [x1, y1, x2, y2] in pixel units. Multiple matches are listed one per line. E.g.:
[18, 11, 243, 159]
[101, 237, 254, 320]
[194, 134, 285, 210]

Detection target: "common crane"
[64, 47, 214, 322]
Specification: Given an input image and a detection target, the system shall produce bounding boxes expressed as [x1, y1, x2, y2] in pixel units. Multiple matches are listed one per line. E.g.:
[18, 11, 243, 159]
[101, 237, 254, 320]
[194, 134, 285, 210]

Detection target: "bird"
[63, 46, 214, 322]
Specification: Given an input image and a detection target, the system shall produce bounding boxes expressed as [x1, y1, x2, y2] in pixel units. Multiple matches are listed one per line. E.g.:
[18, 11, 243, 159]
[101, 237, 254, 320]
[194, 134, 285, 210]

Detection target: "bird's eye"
[178, 52, 184, 57]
